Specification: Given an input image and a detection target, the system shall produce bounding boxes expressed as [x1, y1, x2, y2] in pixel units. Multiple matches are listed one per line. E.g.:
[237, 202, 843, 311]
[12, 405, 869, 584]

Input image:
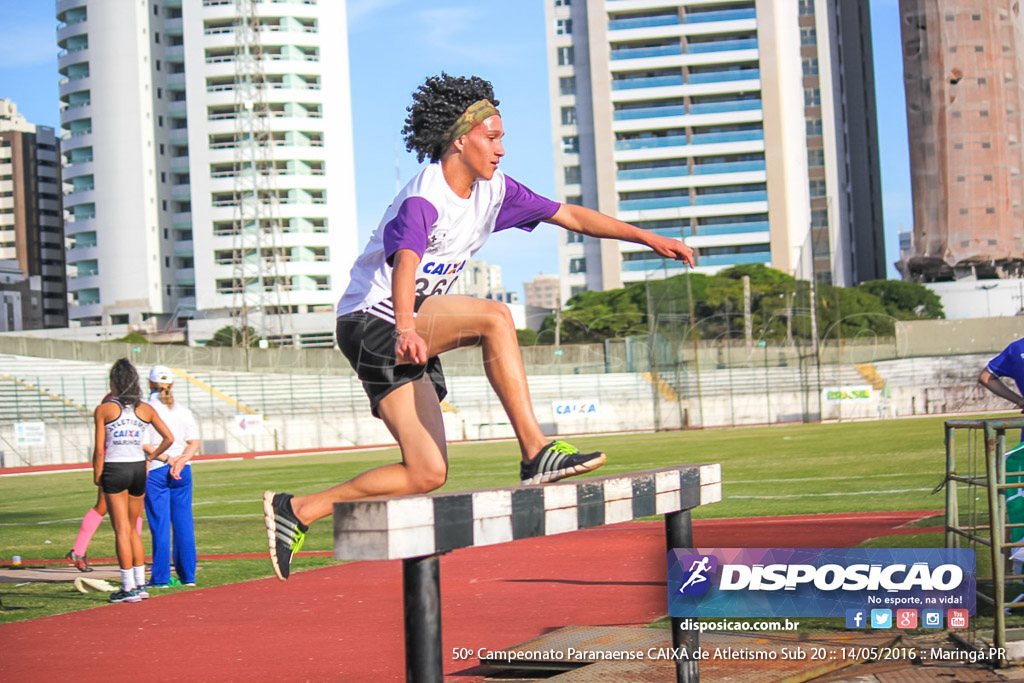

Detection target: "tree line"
[525, 265, 944, 346]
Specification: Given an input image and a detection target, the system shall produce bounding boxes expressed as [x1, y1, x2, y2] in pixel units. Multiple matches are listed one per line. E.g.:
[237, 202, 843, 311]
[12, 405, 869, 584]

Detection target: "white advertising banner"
[552, 399, 600, 418]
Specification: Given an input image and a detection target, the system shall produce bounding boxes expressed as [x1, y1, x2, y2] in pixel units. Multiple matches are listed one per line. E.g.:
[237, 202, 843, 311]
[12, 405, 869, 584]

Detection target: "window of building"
[570, 285, 586, 296]
[556, 18, 572, 35]
[811, 209, 828, 226]
[802, 57, 818, 76]
[808, 178, 826, 197]
[564, 165, 581, 184]
[154, 4, 159, 15]
[555, 0, 571, 5]
[562, 135, 579, 153]
[569, 257, 586, 273]
[804, 87, 820, 106]
[561, 106, 577, 125]
[566, 231, 584, 243]
[559, 76, 576, 96]
[155, 60, 161, 71]
[566, 195, 583, 205]
[806, 117, 822, 136]
[807, 148, 824, 166]
[159, 143, 165, 154]
[157, 87, 162, 99]
[557, 46, 574, 66]
[800, 27, 816, 45]
[799, 0, 815, 15]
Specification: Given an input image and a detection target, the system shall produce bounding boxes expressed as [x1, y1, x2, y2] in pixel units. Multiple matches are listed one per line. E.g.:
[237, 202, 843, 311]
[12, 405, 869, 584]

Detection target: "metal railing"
[944, 417, 1024, 664]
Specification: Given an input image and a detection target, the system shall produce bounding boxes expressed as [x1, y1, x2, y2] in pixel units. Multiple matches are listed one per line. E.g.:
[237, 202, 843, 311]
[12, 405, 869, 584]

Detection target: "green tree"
[857, 279, 944, 320]
[516, 328, 537, 346]
[106, 332, 150, 344]
[206, 325, 261, 347]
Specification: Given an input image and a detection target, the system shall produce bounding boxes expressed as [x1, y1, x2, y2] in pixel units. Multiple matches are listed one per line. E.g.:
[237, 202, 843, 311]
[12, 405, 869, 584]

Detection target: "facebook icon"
[845, 609, 866, 629]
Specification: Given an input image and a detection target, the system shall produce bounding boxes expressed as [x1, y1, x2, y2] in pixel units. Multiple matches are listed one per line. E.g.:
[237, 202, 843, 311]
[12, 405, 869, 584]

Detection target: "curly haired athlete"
[263, 73, 694, 580]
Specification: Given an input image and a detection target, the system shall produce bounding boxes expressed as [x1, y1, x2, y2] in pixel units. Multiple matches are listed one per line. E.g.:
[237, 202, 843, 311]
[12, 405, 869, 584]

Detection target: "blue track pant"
[145, 465, 196, 584]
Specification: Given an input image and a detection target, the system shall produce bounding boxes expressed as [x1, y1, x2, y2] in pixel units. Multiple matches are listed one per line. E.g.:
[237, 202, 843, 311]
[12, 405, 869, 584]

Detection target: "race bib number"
[415, 259, 467, 297]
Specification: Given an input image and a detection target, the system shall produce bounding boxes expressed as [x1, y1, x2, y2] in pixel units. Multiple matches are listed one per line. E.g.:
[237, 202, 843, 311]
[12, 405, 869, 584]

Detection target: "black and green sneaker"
[263, 491, 308, 581]
[520, 440, 606, 486]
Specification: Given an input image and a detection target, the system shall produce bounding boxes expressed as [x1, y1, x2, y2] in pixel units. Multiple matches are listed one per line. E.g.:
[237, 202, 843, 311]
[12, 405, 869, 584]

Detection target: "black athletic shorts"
[335, 297, 447, 418]
[100, 461, 147, 496]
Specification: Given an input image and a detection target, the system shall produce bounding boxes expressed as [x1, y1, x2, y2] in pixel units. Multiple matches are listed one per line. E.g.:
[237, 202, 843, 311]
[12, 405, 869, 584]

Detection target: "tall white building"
[544, 0, 884, 302]
[57, 0, 357, 327]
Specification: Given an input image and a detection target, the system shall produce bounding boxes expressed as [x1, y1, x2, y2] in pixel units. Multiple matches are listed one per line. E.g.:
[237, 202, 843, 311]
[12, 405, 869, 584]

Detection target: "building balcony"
[58, 47, 90, 70]
[610, 44, 681, 61]
[173, 212, 193, 228]
[682, 8, 757, 24]
[56, 21, 88, 44]
[59, 75, 92, 97]
[171, 183, 191, 200]
[692, 221, 770, 238]
[174, 239, 194, 255]
[686, 38, 758, 55]
[693, 190, 767, 206]
[63, 188, 96, 205]
[619, 195, 690, 211]
[56, 0, 88, 17]
[616, 165, 690, 181]
[692, 160, 766, 176]
[608, 15, 680, 32]
[66, 244, 99, 262]
[67, 273, 101, 290]
[64, 216, 96, 234]
[62, 160, 95, 179]
[688, 69, 760, 85]
[612, 74, 684, 91]
[175, 268, 195, 284]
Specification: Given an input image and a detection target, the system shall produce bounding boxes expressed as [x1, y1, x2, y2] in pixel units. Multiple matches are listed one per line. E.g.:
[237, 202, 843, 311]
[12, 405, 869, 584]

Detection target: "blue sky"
[0, 0, 910, 296]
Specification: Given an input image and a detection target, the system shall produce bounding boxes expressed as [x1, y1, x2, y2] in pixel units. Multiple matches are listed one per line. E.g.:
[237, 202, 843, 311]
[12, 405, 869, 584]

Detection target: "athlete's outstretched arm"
[979, 368, 1024, 412]
[545, 203, 695, 267]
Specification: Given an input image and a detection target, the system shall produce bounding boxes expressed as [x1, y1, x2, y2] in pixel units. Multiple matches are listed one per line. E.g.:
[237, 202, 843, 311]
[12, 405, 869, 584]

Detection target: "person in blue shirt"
[979, 337, 1024, 416]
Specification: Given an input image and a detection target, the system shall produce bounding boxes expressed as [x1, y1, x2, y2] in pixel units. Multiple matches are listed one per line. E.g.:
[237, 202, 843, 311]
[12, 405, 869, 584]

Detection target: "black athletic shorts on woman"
[100, 461, 148, 496]
[335, 297, 447, 418]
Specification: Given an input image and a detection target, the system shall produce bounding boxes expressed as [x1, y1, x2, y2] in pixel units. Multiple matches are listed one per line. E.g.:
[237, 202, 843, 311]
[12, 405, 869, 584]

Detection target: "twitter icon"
[870, 609, 893, 628]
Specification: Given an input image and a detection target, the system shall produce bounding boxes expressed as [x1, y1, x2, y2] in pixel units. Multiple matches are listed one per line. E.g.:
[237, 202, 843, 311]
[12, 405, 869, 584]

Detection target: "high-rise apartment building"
[544, 0, 884, 302]
[0, 99, 67, 328]
[524, 273, 561, 309]
[57, 0, 357, 327]
[898, 0, 1024, 281]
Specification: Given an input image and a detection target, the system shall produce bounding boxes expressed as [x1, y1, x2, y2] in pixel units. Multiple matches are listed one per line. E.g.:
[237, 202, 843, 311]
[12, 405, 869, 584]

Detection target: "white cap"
[149, 365, 174, 384]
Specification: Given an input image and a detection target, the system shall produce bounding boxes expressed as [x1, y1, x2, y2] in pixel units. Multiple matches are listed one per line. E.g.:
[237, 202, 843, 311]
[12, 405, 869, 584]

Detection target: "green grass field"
[0, 415, 1007, 624]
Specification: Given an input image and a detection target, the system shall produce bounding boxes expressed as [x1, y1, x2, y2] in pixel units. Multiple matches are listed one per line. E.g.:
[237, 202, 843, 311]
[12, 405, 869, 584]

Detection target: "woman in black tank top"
[93, 358, 173, 603]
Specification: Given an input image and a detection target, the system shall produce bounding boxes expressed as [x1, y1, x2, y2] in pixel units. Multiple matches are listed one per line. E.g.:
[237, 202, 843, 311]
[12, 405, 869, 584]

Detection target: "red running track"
[0, 510, 940, 682]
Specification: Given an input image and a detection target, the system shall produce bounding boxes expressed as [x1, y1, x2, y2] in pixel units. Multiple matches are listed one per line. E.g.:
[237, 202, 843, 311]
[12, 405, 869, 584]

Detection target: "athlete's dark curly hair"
[401, 73, 499, 163]
[109, 357, 142, 407]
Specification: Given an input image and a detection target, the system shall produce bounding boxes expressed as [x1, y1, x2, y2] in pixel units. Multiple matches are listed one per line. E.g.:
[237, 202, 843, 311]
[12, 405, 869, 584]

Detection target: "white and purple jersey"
[336, 163, 559, 322]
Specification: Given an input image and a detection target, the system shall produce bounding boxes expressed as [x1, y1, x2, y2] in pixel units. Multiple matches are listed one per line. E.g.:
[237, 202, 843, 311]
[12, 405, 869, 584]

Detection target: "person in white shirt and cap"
[143, 365, 201, 587]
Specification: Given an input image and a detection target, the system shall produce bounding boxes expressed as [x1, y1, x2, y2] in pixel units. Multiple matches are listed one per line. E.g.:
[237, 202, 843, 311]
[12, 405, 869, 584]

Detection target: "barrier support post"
[403, 555, 443, 683]
[666, 509, 699, 683]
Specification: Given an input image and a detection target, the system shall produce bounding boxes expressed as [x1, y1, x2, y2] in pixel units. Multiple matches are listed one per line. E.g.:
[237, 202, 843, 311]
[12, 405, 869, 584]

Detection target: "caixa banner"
[668, 548, 975, 618]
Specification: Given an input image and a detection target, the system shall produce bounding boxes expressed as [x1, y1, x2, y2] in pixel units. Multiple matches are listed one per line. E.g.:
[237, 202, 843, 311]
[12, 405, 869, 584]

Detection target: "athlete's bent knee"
[408, 462, 448, 493]
[481, 301, 515, 337]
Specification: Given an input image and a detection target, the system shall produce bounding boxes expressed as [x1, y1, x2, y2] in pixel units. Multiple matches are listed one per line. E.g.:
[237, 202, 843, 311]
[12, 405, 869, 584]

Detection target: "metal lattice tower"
[231, 0, 290, 348]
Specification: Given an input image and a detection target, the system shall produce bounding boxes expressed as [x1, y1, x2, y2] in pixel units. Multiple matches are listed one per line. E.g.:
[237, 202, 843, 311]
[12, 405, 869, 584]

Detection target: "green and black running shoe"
[263, 491, 308, 581]
[520, 440, 606, 486]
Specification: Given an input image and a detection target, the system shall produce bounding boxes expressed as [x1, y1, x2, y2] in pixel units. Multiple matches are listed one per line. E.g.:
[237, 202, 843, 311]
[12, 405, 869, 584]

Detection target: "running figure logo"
[677, 554, 718, 595]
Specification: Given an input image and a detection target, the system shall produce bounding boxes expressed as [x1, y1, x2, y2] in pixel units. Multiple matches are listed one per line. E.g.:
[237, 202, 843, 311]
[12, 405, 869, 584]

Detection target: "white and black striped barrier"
[333, 464, 722, 683]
